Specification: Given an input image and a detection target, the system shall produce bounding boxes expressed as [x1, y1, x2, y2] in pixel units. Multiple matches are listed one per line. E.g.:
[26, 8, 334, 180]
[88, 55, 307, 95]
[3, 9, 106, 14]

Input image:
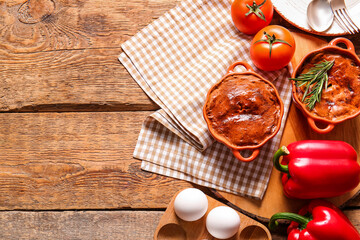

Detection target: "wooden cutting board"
[154, 189, 271, 240]
[216, 32, 360, 221]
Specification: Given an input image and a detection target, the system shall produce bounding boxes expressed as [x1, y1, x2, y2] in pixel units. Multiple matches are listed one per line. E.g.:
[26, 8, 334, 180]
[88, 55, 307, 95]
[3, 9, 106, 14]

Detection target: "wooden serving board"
[216, 32, 360, 221]
[154, 189, 271, 240]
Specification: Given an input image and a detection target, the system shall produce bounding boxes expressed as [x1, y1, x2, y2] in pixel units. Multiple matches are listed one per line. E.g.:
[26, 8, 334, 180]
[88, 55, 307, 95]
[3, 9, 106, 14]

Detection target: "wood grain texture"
[0, 0, 180, 52]
[0, 210, 164, 240]
[0, 209, 358, 240]
[0, 0, 182, 111]
[0, 111, 192, 210]
[0, 48, 159, 112]
[1, 0, 360, 238]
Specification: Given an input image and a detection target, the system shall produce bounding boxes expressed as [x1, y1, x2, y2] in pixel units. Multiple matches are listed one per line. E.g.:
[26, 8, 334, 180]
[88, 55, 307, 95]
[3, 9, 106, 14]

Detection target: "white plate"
[272, 0, 360, 35]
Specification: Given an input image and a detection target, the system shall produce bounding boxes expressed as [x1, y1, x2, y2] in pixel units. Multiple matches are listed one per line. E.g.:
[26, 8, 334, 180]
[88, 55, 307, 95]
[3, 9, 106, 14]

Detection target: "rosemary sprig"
[290, 60, 334, 110]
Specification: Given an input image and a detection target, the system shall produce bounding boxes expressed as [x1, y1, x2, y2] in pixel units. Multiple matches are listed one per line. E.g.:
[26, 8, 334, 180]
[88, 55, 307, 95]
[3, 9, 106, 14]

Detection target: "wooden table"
[0, 0, 359, 239]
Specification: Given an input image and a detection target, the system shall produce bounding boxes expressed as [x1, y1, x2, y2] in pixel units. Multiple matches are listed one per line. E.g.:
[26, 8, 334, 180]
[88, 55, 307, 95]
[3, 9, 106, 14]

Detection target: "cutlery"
[331, 0, 360, 34]
[307, 0, 334, 32]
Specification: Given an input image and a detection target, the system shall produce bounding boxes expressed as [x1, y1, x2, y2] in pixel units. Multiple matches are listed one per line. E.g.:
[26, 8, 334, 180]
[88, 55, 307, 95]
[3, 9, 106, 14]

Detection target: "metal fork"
[331, 0, 360, 34]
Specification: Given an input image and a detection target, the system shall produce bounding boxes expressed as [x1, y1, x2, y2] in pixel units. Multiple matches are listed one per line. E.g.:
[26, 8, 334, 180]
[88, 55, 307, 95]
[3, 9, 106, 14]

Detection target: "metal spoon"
[307, 0, 334, 32]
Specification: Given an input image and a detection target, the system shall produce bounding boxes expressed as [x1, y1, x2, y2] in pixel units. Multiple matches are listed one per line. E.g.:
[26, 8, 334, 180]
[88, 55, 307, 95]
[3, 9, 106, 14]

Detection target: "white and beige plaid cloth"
[119, 0, 292, 199]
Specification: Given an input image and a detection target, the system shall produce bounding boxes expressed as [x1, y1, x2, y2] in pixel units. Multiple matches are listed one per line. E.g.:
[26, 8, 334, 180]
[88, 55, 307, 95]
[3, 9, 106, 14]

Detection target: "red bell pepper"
[269, 199, 360, 240]
[273, 140, 360, 199]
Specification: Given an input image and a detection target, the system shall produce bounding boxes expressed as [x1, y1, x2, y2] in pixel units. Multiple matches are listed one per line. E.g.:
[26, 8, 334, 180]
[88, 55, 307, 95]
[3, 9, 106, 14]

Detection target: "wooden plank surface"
[1, 0, 360, 239]
[0, 111, 192, 209]
[0, 48, 158, 111]
[1, 0, 180, 51]
[1, 0, 183, 111]
[0, 211, 163, 240]
[0, 210, 358, 240]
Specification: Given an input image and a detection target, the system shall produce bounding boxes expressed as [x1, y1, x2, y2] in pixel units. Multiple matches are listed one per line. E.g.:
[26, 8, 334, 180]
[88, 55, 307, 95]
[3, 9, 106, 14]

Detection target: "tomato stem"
[253, 31, 292, 58]
[245, 0, 267, 21]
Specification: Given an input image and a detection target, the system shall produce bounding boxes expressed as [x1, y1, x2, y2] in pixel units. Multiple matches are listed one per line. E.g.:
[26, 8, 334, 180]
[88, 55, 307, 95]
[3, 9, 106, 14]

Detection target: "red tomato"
[250, 25, 296, 71]
[231, 0, 273, 35]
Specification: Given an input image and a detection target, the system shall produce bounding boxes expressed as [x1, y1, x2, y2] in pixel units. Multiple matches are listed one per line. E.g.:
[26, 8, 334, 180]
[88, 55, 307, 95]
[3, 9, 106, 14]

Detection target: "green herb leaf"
[290, 60, 335, 110]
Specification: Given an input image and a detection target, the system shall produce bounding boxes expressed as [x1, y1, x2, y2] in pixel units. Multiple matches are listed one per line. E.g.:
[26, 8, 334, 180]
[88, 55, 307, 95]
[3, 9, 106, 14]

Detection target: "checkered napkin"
[119, 0, 292, 199]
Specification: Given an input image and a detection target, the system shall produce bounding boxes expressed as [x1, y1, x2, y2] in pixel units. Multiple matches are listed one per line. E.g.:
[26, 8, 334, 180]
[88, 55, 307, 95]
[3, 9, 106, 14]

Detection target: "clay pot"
[203, 61, 284, 162]
[291, 38, 360, 134]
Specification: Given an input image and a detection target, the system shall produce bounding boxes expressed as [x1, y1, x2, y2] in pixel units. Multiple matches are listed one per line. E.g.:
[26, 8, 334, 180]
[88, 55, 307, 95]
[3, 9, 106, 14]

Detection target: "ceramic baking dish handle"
[329, 38, 355, 53]
[227, 61, 254, 73]
[232, 149, 260, 162]
[307, 117, 335, 134]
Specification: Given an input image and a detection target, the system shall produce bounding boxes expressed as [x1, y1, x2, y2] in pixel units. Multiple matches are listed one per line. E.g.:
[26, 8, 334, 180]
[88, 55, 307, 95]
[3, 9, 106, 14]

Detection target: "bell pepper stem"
[273, 146, 290, 173]
[269, 212, 311, 231]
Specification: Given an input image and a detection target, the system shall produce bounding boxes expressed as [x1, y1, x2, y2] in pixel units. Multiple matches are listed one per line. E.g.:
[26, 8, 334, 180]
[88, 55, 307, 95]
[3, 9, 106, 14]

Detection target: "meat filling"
[205, 74, 281, 147]
[295, 52, 360, 121]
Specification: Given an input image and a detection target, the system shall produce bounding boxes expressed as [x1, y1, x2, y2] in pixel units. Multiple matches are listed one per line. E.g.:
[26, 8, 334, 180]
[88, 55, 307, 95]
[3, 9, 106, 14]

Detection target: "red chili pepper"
[269, 200, 360, 240]
[273, 140, 360, 199]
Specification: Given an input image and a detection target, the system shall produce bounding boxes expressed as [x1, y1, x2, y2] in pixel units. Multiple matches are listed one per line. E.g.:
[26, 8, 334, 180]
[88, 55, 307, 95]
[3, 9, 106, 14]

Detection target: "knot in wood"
[18, 0, 55, 24]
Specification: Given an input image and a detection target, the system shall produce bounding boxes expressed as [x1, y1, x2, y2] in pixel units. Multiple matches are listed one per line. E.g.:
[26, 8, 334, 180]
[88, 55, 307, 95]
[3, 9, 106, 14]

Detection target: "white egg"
[173, 188, 208, 221]
[206, 206, 241, 239]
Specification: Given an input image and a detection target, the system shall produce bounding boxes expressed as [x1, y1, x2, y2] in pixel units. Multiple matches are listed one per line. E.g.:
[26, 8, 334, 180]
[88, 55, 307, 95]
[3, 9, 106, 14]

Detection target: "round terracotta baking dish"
[291, 38, 360, 134]
[203, 61, 284, 162]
